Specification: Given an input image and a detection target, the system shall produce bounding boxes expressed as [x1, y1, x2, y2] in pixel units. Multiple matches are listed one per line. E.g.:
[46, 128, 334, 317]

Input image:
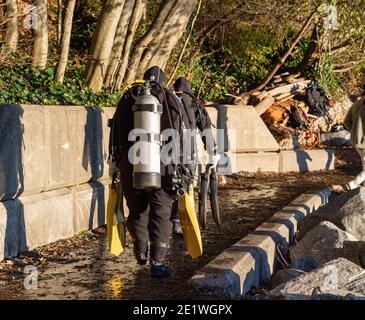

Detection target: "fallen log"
[275, 88, 306, 102]
[275, 92, 295, 101]
[255, 95, 275, 115]
[267, 80, 310, 97]
[276, 93, 296, 103]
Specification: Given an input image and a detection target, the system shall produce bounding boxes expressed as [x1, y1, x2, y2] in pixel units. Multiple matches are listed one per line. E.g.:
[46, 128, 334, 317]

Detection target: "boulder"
[337, 241, 365, 269]
[291, 221, 357, 271]
[320, 130, 351, 146]
[298, 187, 365, 240]
[311, 96, 352, 132]
[270, 268, 306, 289]
[270, 258, 365, 300]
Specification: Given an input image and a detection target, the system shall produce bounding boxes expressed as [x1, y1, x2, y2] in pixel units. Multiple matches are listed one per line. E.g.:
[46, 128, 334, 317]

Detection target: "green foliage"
[0, 64, 120, 107]
[178, 27, 311, 101]
[71, 0, 103, 52]
[306, 55, 343, 98]
[188, 57, 231, 101]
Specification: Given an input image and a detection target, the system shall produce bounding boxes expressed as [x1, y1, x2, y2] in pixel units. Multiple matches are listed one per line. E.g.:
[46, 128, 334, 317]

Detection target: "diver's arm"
[194, 102, 219, 167]
[343, 105, 353, 132]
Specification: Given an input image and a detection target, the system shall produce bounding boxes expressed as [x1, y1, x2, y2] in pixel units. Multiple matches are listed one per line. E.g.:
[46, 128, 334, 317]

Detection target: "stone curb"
[190, 187, 332, 296]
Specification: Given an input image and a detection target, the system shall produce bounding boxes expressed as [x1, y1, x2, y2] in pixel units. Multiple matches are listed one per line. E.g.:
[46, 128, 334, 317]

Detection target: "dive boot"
[133, 241, 148, 266]
[172, 219, 183, 235]
[150, 260, 171, 278]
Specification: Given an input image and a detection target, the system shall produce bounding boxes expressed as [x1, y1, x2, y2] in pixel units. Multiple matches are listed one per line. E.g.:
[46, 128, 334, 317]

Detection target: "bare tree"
[5, 0, 18, 53]
[124, 0, 176, 82]
[85, 0, 126, 92]
[57, 0, 63, 48]
[33, 0, 49, 68]
[142, 0, 197, 74]
[55, 0, 76, 83]
[125, 0, 198, 82]
[167, 0, 202, 87]
[104, 0, 136, 89]
[113, 0, 145, 90]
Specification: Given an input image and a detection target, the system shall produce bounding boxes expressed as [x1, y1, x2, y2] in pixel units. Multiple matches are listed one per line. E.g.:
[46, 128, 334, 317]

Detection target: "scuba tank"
[131, 81, 163, 190]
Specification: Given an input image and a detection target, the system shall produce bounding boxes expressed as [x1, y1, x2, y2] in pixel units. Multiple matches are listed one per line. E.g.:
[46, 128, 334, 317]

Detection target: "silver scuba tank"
[131, 82, 163, 190]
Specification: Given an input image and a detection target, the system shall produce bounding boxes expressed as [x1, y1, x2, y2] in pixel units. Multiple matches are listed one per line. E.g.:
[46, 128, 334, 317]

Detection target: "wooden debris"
[262, 104, 289, 127]
[242, 71, 339, 150]
[255, 95, 275, 115]
[267, 80, 310, 98]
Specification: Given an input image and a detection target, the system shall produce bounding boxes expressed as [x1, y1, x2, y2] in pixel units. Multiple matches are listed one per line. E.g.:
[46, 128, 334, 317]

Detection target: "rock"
[337, 241, 365, 269]
[298, 187, 365, 240]
[270, 268, 306, 289]
[270, 258, 365, 300]
[311, 96, 352, 132]
[320, 130, 351, 146]
[291, 221, 357, 272]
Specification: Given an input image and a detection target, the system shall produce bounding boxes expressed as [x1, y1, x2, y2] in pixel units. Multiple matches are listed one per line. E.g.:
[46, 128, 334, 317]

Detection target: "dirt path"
[0, 151, 359, 300]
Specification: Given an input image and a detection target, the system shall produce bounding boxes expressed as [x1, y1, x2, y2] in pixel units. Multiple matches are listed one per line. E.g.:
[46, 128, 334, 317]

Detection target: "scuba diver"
[169, 77, 219, 234]
[109, 67, 218, 278]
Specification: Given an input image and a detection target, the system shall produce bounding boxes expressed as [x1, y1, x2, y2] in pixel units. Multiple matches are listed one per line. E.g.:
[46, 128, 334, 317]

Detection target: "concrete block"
[216, 105, 279, 153]
[268, 212, 301, 244]
[46, 106, 101, 189]
[1, 179, 131, 261]
[223, 152, 280, 174]
[101, 107, 116, 179]
[0, 105, 116, 200]
[0, 104, 48, 200]
[71, 179, 129, 234]
[279, 149, 335, 173]
[71, 180, 109, 233]
[190, 187, 332, 296]
[191, 242, 261, 295]
[18, 188, 74, 251]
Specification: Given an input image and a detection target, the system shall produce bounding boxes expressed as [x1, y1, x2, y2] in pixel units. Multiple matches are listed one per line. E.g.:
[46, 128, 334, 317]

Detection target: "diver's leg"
[120, 171, 149, 265]
[148, 188, 175, 277]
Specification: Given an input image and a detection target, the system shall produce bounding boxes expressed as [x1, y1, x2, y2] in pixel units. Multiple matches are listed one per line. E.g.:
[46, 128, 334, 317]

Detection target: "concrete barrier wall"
[0, 103, 336, 261]
[0, 179, 111, 260]
[0, 104, 277, 200]
[0, 104, 115, 201]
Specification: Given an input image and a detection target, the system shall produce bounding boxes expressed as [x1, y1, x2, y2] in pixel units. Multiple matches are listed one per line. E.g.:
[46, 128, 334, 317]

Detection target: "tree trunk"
[124, 0, 176, 83]
[54, 0, 76, 83]
[57, 0, 63, 48]
[104, 0, 136, 89]
[167, 0, 202, 87]
[113, 0, 145, 90]
[135, 8, 172, 77]
[85, 0, 126, 92]
[33, 0, 49, 68]
[239, 10, 318, 98]
[146, 0, 196, 72]
[4, 0, 18, 53]
[290, 24, 319, 74]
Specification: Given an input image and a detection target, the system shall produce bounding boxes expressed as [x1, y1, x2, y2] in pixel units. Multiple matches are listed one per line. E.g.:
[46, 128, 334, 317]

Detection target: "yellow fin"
[178, 186, 203, 259]
[107, 183, 125, 256]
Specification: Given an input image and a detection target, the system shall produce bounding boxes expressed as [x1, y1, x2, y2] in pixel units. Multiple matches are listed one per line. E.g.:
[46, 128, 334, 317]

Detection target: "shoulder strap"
[181, 93, 196, 130]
